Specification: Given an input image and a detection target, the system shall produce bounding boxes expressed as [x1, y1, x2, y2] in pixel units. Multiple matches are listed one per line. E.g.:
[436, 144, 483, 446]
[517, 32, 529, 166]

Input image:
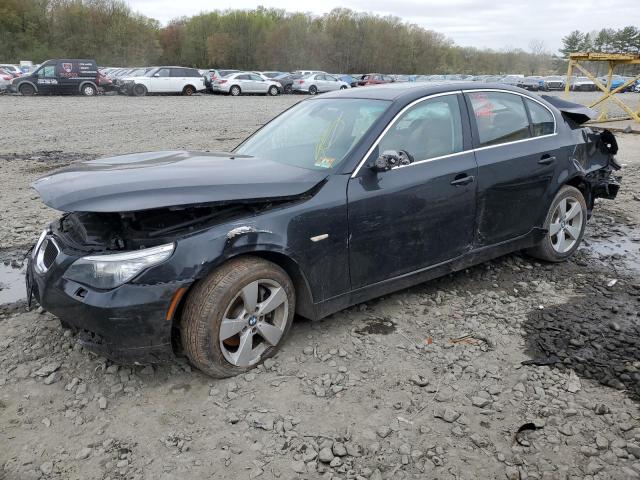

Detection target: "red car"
[357, 73, 395, 86]
[0, 69, 13, 82]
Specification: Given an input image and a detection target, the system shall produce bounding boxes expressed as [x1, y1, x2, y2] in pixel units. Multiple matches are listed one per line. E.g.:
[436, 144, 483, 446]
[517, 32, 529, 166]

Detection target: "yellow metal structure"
[564, 52, 640, 123]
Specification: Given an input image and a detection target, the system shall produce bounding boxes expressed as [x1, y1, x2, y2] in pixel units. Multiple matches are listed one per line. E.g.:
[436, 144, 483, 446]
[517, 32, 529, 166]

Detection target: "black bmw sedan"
[27, 83, 621, 377]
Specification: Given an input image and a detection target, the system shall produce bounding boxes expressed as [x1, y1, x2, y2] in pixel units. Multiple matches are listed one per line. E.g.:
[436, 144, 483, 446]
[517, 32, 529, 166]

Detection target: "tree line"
[1, 0, 637, 76]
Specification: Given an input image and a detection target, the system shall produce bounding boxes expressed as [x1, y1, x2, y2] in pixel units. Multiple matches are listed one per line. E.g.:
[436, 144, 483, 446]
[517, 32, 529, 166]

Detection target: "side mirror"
[370, 150, 413, 172]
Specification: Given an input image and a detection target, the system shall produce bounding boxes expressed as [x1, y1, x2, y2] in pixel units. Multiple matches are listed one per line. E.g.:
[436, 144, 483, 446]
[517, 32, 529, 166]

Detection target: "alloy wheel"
[219, 279, 288, 367]
[549, 197, 583, 253]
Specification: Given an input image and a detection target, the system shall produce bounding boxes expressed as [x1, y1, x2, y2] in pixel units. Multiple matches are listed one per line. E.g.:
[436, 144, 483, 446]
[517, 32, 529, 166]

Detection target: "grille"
[42, 239, 59, 269]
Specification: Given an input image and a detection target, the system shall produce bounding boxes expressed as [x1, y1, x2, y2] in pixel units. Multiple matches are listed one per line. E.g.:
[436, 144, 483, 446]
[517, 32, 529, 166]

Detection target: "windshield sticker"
[314, 157, 336, 169]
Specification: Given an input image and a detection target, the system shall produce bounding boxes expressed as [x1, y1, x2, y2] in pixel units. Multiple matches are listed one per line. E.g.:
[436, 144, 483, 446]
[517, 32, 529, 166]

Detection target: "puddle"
[0, 263, 26, 304]
[582, 231, 640, 274]
[354, 318, 396, 335]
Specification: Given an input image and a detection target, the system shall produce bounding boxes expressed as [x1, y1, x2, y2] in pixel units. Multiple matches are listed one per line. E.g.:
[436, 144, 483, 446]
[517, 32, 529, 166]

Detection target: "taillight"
[297, 80, 304, 84]
[219, 79, 227, 84]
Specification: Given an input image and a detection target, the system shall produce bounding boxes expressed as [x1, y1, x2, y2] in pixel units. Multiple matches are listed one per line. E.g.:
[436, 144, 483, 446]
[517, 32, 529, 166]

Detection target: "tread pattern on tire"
[181, 256, 295, 378]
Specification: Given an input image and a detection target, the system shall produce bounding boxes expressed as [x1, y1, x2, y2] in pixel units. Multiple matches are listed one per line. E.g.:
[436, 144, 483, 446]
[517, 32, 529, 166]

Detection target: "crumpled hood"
[32, 151, 328, 212]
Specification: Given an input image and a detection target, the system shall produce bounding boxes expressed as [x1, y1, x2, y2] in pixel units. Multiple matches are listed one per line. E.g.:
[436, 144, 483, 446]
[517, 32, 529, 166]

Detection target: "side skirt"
[310, 228, 546, 320]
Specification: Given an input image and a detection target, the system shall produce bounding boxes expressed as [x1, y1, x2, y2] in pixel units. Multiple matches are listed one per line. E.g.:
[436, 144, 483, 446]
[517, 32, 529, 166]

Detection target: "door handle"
[450, 174, 474, 186]
[538, 154, 556, 165]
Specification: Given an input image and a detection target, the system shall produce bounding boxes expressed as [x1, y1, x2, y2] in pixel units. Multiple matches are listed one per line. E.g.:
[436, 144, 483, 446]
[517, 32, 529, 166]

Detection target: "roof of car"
[319, 82, 528, 102]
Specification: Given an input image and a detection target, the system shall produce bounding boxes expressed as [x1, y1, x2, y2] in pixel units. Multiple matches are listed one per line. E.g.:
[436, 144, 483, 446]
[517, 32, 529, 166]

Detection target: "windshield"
[236, 98, 390, 171]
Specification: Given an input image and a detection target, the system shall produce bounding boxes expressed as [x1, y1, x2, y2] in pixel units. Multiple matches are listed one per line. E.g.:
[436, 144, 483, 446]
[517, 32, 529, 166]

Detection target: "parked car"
[205, 69, 240, 91]
[357, 73, 394, 86]
[26, 83, 620, 377]
[9, 59, 100, 96]
[498, 75, 522, 86]
[541, 76, 565, 91]
[272, 73, 302, 94]
[0, 64, 22, 77]
[570, 77, 596, 91]
[292, 70, 325, 76]
[519, 76, 544, 91]
[337, 74, 358, 87]
[122, 67, 205, 96]
[213, 72, 281, 96]
[292, 73, 350, 94]
[0, 70, 11, 91]
[261, 71, 285, 78]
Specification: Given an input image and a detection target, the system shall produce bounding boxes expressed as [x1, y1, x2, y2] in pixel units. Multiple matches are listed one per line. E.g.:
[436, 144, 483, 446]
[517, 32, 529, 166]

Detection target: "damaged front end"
[26, 150, 327, 363]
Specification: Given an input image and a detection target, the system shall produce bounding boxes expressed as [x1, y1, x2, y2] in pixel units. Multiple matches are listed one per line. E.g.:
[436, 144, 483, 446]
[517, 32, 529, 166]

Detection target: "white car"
[0, 64, 21, 77]
[213, 72, 281, 96]
[124, 66, 205, 96]
[292, 73, 350, 95]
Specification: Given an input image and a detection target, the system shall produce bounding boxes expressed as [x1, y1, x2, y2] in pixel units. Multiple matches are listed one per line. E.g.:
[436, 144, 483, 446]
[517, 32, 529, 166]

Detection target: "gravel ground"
[1, 94, 640, 480]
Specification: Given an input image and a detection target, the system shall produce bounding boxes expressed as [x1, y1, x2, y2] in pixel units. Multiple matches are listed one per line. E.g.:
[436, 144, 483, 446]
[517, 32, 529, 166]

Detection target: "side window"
[169, 68, 185, 77]
[40, 66, 55, 77]
[236, 74, 249, 80]
[188, 69, 201, 77]
[468, 92, 531, 147]
[378, 94, 464, 161]
[250, 74, 263, 81]
[156, 69, 170, 77]
[526, 99, 555, 137]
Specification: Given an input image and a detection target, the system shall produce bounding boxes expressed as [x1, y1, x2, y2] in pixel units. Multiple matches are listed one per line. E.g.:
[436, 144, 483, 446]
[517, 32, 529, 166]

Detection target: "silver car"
[213, 72, 281, 96]
[292, 73, 350, 95]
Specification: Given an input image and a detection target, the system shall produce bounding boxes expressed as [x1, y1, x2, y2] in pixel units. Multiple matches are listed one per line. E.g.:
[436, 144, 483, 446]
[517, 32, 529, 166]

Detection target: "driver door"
[151, 68, 171, 92]
[347, 93, 478, 288]
[35, 65, 57, 94]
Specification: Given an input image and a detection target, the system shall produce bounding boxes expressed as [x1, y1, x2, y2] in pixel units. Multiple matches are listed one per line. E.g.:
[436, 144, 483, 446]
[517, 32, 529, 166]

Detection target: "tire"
[19, 83, 36, 96]
[526, 185, 587, 262]
[229, 85, 241, 96]
[284, 84, 293, 94]
[340, 85, 347, 90]
[308, 85, 318, 95]
[181, 256, 296, 378]
[132, 84, 147, 97]
[183, 85, 195, 96]
[268, 85, 279, 96]
[81, 84, 97, 96]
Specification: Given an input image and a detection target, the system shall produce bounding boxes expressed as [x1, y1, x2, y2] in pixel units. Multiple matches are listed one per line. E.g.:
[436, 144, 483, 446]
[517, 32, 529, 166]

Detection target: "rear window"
[526, 99, 555, 137]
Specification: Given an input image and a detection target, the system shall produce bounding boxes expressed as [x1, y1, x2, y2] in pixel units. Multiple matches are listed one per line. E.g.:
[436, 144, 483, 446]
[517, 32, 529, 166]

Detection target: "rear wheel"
[268, 85, 279, 96]
[132, 84, 147, 97]
[284, 84, 293, 94]
[309, 85, 318, 95]
[340, 85, 347, 90]
[19, 83, 36, 96]
[183, 85, 195, 96]
[230, 85, 241, 96]
[181, 256, 295, 378]
[81, 84, 97, 96]
[526, 186, 587, 262]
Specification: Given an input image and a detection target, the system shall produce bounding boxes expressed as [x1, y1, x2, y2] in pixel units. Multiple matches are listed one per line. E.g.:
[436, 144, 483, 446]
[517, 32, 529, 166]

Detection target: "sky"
[127, 0, 638, 52]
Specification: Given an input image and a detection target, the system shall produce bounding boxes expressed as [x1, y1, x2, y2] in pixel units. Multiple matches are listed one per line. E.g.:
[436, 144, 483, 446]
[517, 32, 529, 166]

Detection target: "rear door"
[169, 68, 187, 92]
[249, 73, 268, 93]
[347, 93, 478, 288]
[465, 90, 562, 246]
[324, 75, 341, 91]
[56, 61, 79, 94]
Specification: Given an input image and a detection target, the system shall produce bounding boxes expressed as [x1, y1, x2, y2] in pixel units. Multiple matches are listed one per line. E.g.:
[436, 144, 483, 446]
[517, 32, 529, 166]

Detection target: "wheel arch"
[170, 249, 316, 355]
[78, 80, 98, 93]
[183, 84, 196, 93]
[18, 81, 38, 93]
[563, 174, 593, 216]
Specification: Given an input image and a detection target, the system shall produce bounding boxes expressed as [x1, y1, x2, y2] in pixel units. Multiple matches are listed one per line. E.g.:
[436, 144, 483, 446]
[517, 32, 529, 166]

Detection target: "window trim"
[350, 88, 558, 177]
[351, 91, 461, 177]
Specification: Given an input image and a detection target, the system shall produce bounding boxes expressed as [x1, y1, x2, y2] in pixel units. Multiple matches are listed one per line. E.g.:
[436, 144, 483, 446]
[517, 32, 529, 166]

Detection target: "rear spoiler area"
[540, 95, 596, 125]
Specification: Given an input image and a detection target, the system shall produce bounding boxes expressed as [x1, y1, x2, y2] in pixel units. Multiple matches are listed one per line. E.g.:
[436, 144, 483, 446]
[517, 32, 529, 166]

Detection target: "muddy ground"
[1, 94, 640, 480]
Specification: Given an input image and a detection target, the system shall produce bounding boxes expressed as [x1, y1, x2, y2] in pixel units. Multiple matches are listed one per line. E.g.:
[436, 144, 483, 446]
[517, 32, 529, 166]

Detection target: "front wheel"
[268, 85, 279, 96]
[229, 85, 241, 96]
[19, 83, 36, 96]
[526, 185, 587, 262]
[181, 256, 295, 378]
[132, 84, 147, 96]
[308, 85, 318, 95]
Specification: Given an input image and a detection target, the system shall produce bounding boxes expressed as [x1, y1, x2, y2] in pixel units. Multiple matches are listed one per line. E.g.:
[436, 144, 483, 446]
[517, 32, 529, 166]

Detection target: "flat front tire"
[181, 256, 295, 378]
[526, 185, 587, 262]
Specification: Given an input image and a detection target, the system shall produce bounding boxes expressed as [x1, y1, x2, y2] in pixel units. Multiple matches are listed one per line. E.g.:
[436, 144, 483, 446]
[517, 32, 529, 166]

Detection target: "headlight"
[64, 243, 175, 289]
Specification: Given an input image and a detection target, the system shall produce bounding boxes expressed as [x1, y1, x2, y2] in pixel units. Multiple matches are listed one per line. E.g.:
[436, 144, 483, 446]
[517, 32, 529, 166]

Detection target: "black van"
[11, 59, 100, 96]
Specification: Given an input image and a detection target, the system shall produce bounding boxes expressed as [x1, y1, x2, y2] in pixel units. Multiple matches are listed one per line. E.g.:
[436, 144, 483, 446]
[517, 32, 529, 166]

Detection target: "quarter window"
[377, 94, 464, 161]
[468, 92, 531, 147]
[155, 69, 170, 77]
[526, 99, 555, 136]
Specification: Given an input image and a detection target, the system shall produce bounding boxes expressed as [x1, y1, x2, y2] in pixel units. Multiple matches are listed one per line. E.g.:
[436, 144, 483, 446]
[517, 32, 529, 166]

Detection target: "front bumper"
[26, 235, 192, 364]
